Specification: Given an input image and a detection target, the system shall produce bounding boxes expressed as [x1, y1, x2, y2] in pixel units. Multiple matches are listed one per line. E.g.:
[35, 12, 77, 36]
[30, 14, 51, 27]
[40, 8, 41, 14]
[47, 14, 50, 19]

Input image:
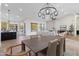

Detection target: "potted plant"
[69, 24, 74, 35]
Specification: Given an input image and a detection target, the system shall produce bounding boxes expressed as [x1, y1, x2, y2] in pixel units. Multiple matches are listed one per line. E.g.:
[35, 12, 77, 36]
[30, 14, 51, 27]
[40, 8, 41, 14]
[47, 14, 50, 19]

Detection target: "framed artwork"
[31, 23, 38, 32]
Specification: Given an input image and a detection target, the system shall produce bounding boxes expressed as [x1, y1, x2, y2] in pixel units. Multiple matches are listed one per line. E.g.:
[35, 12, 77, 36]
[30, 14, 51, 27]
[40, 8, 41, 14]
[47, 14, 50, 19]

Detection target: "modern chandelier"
[38, 3, 58, 20]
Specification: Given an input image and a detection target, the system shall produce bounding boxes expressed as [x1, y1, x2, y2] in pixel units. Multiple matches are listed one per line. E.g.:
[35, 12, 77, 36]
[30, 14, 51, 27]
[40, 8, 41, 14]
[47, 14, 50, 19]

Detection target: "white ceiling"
[1, 3, 79, 21]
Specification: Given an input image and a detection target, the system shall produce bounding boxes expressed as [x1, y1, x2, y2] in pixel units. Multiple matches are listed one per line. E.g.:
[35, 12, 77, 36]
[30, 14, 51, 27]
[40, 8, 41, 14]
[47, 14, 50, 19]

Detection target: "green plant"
[69, 24, 74, 32]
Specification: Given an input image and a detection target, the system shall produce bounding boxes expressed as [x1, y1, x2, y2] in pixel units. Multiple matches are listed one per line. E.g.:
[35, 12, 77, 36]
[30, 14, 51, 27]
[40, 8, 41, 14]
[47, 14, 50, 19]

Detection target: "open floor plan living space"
[0, 3, 79, 56]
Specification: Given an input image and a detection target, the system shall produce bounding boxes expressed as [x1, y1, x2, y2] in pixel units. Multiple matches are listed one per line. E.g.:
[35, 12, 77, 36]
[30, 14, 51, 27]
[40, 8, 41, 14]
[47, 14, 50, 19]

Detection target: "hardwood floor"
[65, 35, 79, 41]
[65, 38, 79, 56]
[0, 35, 79, 56]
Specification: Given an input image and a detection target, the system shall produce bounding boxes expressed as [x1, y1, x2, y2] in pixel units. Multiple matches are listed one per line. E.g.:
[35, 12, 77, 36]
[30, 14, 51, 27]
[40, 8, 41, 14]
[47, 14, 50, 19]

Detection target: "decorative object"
[58, 25, 67, 33]
[69, 24, 74, 35]
[60, 25, 67, 31]
[69, 24, 74, 32]
[38, 3, 58, 20]
[31, 23, 38, 31]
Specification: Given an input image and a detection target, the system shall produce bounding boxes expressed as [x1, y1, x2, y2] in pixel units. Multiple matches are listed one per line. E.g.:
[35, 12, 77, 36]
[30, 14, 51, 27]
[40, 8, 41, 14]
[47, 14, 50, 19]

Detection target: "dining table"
[21, 35, 65, 56]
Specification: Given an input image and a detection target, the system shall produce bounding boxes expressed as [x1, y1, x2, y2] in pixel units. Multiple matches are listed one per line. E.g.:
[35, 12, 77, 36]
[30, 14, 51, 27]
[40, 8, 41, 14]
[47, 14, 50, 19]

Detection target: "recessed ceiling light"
[19, 8, 23, 11]
[16, 15, 20, 18]
[4, 3, 8, 7]
[5, 13, 8, 16]
[62, 9, 64, 12]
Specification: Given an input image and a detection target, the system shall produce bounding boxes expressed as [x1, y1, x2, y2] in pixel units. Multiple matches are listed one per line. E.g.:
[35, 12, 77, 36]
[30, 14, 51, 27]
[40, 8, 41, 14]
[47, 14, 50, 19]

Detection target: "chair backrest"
[47, 39, 59, 56]
[4, 44, 31, 56]
[57, 37, 65, 56]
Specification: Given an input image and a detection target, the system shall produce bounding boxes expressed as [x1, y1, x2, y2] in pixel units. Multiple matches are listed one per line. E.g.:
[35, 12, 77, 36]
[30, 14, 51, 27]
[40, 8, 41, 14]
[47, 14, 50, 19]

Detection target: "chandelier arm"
[53, 10, 58, 16]
[38, 7, 58, 16]
[39, 7, 57, 11]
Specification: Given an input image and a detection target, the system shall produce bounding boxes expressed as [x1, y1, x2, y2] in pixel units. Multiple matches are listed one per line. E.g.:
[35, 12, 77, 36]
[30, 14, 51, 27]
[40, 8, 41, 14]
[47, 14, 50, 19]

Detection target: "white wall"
[46, 14, 76, 35]
[24, 19, 46, 36]
[76, 15, 79, 30]
[0, 19, 1, 47]
[46, 14, 75, 30]
[74, 15, 79, 36]
[54, 14, 75, 30]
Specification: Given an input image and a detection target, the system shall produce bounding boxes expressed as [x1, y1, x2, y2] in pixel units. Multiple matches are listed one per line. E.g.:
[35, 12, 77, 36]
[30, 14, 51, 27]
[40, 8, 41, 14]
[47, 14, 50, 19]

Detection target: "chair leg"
[21, 42, 25, 51]
[11, 48, 12, 55]
[35, 53, 38, 56]
[29, 52, 31, 56]
[64, 39, 65, 52]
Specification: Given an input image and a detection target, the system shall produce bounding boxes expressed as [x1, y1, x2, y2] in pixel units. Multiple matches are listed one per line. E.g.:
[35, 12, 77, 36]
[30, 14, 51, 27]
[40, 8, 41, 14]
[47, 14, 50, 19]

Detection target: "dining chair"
[4, 44, 31, 56]
[47, 39, 59, 56]
[38, 39, 59, 56]
[57, 36, 65, 56]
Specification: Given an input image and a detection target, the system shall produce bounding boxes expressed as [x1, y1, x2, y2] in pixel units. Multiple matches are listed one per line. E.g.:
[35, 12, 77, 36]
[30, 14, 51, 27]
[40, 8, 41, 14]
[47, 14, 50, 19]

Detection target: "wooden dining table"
[21, 35, 64, 56]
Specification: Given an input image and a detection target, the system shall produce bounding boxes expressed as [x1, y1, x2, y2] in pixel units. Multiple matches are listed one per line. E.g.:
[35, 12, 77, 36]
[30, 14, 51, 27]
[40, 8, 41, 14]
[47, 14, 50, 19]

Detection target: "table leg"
[64, 39, 65, 52]
[35, 53, 38, 56]
[21, 42, 25, 51]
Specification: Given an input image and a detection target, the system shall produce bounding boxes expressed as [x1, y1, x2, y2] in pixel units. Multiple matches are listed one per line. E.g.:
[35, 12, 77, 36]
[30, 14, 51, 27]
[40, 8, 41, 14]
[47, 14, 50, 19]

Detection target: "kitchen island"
[1, 32, 16, 41]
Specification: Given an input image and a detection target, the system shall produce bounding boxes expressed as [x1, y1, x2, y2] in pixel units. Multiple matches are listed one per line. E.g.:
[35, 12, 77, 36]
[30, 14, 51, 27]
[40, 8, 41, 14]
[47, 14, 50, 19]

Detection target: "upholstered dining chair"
[47, 39, 59, 56]
[4, 44, 31, 56]
[57, 36, 65, 56]
[38, 39, 59, 56]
